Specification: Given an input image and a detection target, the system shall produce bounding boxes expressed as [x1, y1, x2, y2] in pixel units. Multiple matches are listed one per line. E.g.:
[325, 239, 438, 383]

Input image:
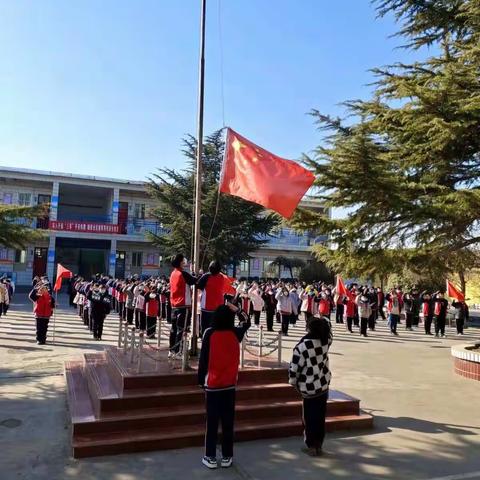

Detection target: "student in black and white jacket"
[288, 316, 333, 457]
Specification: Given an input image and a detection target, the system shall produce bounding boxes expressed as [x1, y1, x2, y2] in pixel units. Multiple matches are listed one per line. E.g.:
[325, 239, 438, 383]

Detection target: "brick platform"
[451, 344, 480, 381]
[65, 346, 374, 458]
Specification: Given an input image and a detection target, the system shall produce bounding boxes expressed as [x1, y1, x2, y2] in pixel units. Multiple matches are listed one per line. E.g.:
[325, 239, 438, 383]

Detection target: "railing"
[117, 316, 284, 373]
[57, 213, 113, 223]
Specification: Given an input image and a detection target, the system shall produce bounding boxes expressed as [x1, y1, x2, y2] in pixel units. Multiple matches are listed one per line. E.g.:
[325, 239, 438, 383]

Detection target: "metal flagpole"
[190, 0, 207, 357]
[53, 290, 57, 344]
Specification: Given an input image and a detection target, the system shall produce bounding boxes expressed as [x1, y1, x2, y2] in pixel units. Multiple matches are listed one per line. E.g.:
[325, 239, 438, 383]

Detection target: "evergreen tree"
[147, 130, 280, 270]
[0, 204, 47, 248]
[292, 0, 480, 287]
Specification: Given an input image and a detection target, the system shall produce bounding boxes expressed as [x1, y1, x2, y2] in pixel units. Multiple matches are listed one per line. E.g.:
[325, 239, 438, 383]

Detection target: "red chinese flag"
[54, 263, 73, 292]
[221, 274, 237, 296]
[335, 275, 348, 297]
[220, 128, 315, 218]
[446, 280, 465, 302]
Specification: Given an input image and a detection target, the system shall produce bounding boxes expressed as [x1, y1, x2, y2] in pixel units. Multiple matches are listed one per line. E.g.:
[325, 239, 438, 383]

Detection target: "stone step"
[72, 413, 374, 458]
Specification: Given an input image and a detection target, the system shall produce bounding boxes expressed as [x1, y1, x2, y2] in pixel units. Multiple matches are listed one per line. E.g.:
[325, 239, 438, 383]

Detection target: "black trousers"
[170, 308, 188, 353]
[412, 313, 420, 326]
[368, 313, 375, 330]
[118, 302, 125, 320]
[335, 304, 344, 323]
[36, 317, 50, 343]
[302, 391, 328, 449]
[92, 314, 105, 339]
[377, 307, 385, 320]
[424, 315, 433, 334]
[354, 313, 359, 327]
[146, 315, 157, 338]
[435, 316, 446, 335]
[456, 318, 464, 334]
[205, 389, 236, 458]
[360, 317, 368, 336]
[405, 312, 413, 329]
[137, 311, 146, 331]
[281, 313, 292, 335]
[0, 303, 3, 318]
[253, 310, 261, 326]
[200, 310, 213, 336]
[346, 316, 354, 332]
[265, 310, 275, 331]
[126, 307, 134, 325]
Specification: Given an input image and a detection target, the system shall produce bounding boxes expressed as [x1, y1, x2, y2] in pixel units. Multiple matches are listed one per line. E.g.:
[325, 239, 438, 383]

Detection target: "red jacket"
[198, 272, 225, 312]
[145, 294, 160, 317]
[169, 268, 196, 308]
[29, 290, 54, 318]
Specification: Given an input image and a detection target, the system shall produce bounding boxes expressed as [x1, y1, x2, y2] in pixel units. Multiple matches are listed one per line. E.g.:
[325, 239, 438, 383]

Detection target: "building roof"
[0, 166, 145, 187]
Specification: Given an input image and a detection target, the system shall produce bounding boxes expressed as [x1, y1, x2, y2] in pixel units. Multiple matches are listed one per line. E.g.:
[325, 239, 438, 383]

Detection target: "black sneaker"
[202, 456, 218, 469]
[221, 457, 233, 468]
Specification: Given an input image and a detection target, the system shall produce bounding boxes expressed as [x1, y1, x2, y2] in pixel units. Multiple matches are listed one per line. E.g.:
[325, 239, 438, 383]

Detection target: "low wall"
[451, 344, 480, 381]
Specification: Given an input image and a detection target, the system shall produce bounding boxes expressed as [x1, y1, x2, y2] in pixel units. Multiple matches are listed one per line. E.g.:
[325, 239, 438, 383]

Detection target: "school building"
[0, 167, 328, 286]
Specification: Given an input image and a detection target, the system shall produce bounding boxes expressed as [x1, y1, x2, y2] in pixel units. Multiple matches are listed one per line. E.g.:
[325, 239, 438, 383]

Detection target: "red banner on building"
[49, 220, 120, 234]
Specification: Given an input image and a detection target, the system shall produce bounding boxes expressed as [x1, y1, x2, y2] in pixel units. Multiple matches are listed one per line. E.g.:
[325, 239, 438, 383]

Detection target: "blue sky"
[0, 0, 424, 181]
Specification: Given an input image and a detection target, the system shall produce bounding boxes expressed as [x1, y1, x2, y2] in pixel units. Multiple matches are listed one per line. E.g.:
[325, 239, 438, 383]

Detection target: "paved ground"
[1, 294, 480, 480]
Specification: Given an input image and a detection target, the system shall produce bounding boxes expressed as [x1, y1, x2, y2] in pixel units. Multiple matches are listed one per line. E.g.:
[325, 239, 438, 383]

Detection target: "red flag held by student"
[446, 279, 465, 302]
[220, 128, 315, 218]
[335, 275, 348, 297]
[54, 264, 73, 292]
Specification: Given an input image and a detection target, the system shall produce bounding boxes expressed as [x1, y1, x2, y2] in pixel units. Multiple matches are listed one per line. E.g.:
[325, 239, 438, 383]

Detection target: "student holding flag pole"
[51, 264, 73, 343]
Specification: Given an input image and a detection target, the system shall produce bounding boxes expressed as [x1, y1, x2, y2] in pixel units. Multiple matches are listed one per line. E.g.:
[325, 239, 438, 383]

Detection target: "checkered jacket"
[288, 334, 332, 398]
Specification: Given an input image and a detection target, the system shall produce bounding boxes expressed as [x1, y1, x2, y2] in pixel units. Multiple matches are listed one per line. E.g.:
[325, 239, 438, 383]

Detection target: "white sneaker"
[221, 457, 233, 468]
[441, 334, 446, 338]
[202, 456, 218, 469]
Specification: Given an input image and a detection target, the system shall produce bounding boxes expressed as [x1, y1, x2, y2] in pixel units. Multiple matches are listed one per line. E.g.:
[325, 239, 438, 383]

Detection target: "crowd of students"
[25, 256, 471, 467]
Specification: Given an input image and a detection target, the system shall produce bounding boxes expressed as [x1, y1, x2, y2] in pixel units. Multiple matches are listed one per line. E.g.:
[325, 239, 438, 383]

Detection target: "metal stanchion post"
[130, 328, 136, 363]
[241, 338, 245, 369]
[278, 332, 282, 365]
[137, 331, 144, 373]
[123, 321, 128, 355]
[157, 317, 161, 348]
[117, 317, 123, 348]
[258, 325, 263, 368]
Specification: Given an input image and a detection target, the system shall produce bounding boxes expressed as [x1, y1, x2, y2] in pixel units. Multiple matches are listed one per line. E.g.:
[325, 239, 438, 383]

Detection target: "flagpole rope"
[199, 0, 226, 269]
[218, 0, 226, 128]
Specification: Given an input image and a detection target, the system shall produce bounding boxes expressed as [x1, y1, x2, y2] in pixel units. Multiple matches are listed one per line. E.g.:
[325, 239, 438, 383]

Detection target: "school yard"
[1, 294, 480, 480]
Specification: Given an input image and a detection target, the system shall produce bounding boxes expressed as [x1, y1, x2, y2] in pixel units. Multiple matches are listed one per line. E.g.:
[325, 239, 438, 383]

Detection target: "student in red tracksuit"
[198, 302, 250, 469]
[144, 290, 160, 338]
[169, 254, 197, 356]
[29, 282, 55, 345]
[343, 290, 356, 333]
[197, 260, 226, 335]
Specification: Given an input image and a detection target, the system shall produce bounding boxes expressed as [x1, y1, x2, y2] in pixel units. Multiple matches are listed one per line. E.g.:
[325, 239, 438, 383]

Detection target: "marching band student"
[0, 280, 8, 319]
[117, 281, 126, 322]
[421, 292, 434, 335]
[376, 287, 386, 320]
[318, 291, 332, 321]
[452, 299, 468, 335]
[197, 260, 226, 335]
[248, 282, 264, 326]
[29, 281, 55, 345]
[355, 290, 372, 337]
[125, 280, 135, 325]
[87, 284, 111, 341]
[275, 287, 297, 336]
[335, 291, 344, 324]
[289, 285, 301, 325]
[411, 288, 421, 327]
[300, 286, 318, 324]
[403, 292, 414, 331]
[289, 316, 332, 457]
[262, 285, 277, 332]
[198, 302, 250, 469]
[237, 286, 252, 320]
[386, 288, 402, 335]
[144, 288, 160, 338]
[433, 292, 449, 338]
[343, 289, 356, 333]
[367, 287, 377, 331]
[134, 285, 147, 331]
